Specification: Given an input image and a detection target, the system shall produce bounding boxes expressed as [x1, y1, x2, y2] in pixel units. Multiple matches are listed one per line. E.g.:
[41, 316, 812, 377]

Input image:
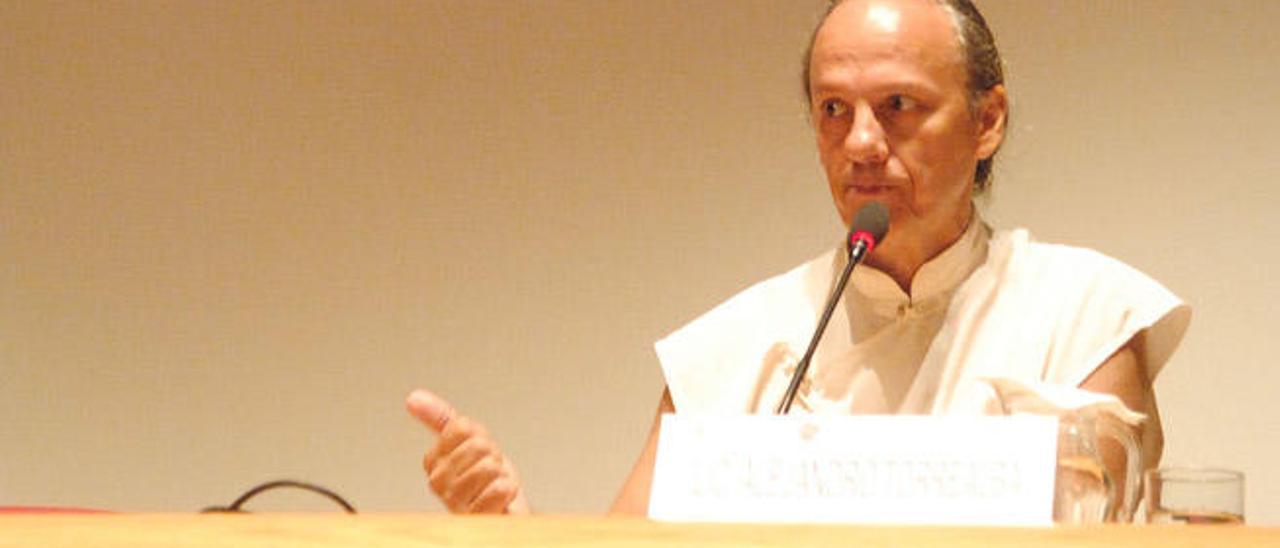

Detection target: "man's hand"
[405, 389, 530, 514]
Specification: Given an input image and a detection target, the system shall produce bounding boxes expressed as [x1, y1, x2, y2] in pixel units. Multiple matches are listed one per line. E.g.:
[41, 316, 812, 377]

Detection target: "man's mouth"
[849, 184, 893, 194]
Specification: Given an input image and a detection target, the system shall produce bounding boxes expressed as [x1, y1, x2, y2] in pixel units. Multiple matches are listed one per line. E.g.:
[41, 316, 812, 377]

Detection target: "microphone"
[775, 201, 889, 414]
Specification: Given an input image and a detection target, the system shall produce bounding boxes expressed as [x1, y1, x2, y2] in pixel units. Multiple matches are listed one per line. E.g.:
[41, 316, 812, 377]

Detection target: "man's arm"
[1079, 334, 1163, 518]
[1079, 335, 1163, 470]
[609, 387, 674, 515]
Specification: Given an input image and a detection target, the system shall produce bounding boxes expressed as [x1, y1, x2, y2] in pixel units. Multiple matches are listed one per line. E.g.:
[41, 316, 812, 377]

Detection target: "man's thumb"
[405, 389, 455, 433]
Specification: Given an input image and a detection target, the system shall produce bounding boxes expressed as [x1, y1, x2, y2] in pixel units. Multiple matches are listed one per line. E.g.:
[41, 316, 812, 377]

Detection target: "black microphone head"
[849, 201, 890, 247]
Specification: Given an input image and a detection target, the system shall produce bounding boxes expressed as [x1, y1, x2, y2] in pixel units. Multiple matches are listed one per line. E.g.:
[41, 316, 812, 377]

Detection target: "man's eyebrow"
[809, 78, 943, 98]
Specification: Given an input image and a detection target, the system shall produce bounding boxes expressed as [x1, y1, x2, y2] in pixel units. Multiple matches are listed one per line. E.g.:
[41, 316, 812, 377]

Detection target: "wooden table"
[1, 514, 1277, 547]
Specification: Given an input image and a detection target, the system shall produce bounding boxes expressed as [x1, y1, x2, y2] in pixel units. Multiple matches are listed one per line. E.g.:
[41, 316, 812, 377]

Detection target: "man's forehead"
[813, 0, 962, 66]
[864, 3, 904, 33]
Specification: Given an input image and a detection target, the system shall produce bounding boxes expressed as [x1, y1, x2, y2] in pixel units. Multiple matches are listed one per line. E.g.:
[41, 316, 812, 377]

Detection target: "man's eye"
[822, 100, 849, 118]
[888, 95, 918, 111]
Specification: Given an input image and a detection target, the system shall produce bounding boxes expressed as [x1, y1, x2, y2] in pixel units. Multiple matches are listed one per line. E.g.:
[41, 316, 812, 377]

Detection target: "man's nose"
[843, 105, 889, 165]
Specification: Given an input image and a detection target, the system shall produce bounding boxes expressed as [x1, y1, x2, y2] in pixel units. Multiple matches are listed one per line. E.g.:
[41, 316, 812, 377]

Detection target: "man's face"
[808, 0, 1004, 262]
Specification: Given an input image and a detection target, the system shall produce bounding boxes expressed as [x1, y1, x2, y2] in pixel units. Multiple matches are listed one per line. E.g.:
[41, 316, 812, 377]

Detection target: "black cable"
[200, 479, 357, 514]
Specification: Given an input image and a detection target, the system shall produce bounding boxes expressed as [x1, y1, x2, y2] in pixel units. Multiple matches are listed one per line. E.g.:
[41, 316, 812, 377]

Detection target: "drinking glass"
[1144, 467, 1244, 524]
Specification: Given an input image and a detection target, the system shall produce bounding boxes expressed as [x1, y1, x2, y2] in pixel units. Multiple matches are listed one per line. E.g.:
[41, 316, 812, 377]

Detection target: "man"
[407, 0, 1188, 516]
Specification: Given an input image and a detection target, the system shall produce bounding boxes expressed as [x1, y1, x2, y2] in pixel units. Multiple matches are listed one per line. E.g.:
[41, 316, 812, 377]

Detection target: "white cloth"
[654, 218, 1190, 416]
[983, 377, 1147, 426]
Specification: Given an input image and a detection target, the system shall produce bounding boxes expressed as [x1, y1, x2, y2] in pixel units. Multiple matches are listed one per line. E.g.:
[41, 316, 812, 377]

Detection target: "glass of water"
[1144, 467, 1245, 524]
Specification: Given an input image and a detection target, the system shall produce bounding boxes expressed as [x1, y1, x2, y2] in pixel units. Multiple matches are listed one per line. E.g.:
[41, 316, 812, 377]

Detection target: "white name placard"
[648, 414, 1057, 526]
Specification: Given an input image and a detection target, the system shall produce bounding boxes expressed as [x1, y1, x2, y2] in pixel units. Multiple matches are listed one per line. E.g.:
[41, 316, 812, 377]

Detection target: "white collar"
[845, 210, 990, 307]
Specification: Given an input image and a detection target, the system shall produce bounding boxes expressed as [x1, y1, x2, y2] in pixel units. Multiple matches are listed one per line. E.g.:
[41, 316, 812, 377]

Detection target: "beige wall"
[3, 0, 1277, 522]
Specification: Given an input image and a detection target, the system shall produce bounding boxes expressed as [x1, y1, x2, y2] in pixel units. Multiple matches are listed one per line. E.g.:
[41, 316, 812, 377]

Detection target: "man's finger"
[424, 416, 486, 475]
[406, 389, 455, 434]
[469, 477, 520, 514]
[443, 454, 504, 511]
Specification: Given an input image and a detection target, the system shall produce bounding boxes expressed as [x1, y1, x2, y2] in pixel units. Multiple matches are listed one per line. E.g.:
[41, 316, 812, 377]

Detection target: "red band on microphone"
[850, 230, 877, 256]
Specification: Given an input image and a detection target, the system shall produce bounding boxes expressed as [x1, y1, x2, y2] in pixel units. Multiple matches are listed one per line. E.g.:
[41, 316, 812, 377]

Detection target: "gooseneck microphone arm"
[775, 202, 889, 414]
[774, 240, 861, 414]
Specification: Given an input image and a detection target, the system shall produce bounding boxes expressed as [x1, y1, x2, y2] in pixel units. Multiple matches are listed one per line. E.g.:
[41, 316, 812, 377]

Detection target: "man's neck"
[866, 249, 932, 296]
[864, 210, 973, 296]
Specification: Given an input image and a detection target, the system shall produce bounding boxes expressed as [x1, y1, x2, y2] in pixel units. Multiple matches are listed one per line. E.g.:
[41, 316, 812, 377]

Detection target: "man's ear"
[975, 84, 1008, 160]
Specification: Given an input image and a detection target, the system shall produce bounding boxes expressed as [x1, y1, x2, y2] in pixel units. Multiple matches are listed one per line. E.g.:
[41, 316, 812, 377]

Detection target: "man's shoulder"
[974, 226, 1189, 385]
[989, 227, 1142, 282]
[979, 226, 1183, 331]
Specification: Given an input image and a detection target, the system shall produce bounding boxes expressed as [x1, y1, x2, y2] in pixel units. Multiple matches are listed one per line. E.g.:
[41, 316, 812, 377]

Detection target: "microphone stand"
[774, 236, 869, 414]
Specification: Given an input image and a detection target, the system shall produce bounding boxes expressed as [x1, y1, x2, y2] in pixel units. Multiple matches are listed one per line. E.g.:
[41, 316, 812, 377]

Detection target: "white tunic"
[654, 218, 1190, 416]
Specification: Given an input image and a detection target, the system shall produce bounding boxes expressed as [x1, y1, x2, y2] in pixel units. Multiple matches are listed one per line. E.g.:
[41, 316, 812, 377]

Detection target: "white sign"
[648, 414, 1057, 526]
